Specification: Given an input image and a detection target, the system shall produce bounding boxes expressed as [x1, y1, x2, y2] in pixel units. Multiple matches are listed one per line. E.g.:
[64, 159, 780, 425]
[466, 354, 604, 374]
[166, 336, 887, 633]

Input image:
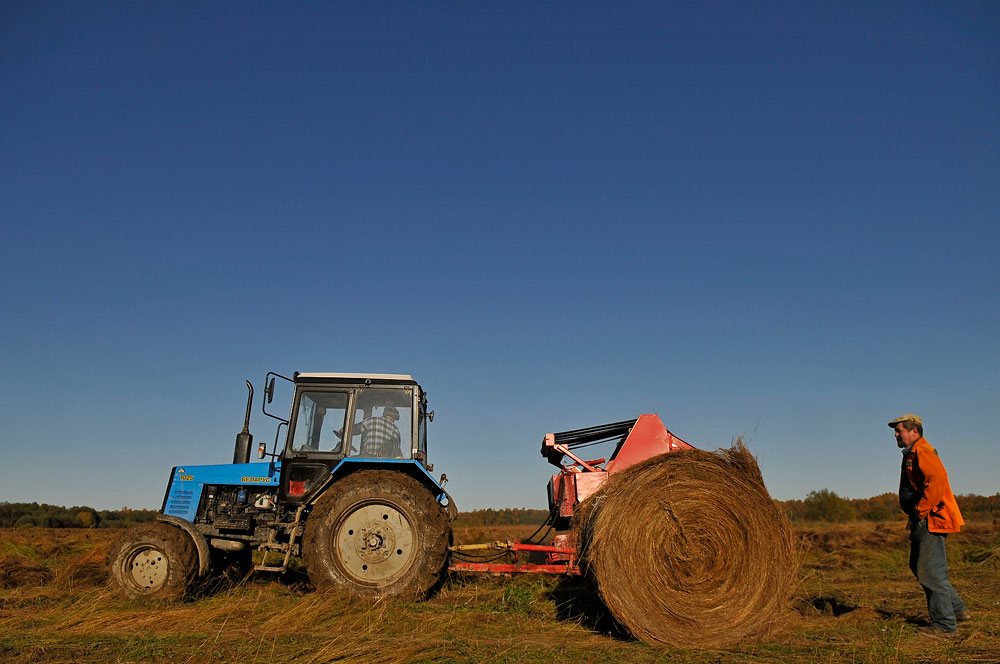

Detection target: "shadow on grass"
[795, 593, 934, 628]
[795, 594, 859, 617]
[185, 564, 312, 600]
[545, 575, 633, 642]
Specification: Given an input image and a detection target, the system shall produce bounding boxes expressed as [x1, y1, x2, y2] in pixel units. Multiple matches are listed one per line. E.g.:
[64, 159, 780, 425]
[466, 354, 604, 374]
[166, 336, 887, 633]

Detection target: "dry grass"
[574, 440, 798, 648]
[0, 524, 998, 663]
[0, 555, 54, 588]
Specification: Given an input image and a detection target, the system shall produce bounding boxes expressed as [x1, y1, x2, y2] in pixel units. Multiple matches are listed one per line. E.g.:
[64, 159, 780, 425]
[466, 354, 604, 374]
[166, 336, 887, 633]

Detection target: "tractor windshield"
[350, 388, 412, 459]
[291, 391, 350, 453]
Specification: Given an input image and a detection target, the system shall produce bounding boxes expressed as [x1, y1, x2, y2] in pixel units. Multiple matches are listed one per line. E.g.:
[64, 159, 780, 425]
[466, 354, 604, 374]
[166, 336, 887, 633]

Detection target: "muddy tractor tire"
[303, 469, 451, 599]
[107, 522, 199, 599]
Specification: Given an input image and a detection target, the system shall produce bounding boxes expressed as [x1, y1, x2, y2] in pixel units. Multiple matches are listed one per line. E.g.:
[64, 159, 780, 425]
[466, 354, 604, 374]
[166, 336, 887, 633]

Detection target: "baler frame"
[448, 414, 693, 575]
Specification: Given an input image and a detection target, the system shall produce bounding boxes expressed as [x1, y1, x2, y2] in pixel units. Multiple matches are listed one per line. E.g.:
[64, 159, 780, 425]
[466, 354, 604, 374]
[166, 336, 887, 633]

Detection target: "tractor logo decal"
[241, 476, 276, 484]
[179, 475, 194, 481]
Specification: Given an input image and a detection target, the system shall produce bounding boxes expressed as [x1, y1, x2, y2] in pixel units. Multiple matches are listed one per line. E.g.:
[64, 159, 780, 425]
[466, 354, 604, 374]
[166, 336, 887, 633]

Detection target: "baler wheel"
[107, 522, 198, 599]
[303, 470, 451, 599]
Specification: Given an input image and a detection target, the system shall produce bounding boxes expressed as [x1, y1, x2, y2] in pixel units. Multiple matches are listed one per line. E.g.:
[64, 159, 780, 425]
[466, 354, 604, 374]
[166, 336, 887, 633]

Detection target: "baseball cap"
[888, 414, 922, 428]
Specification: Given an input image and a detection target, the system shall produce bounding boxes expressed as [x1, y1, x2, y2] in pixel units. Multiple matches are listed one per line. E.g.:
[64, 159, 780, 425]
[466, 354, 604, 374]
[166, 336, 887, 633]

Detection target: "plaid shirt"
[356, 416, 402, 458]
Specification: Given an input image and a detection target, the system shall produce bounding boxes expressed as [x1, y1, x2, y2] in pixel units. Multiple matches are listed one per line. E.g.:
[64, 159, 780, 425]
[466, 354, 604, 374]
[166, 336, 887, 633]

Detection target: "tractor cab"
[263, 372, 434, 505]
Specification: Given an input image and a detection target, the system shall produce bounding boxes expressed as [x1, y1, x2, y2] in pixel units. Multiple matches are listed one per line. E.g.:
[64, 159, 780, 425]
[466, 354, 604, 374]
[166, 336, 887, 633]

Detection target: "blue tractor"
[107, 372, 455, 599]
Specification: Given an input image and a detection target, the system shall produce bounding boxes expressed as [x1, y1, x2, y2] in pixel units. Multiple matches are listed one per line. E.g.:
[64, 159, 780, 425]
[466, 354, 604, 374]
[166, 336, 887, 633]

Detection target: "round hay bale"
[574, 439, 797, 648]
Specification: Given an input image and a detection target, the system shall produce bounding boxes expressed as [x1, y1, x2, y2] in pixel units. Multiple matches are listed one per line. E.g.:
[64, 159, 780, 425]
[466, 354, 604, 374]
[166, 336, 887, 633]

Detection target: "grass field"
[1, 522, 998, 663]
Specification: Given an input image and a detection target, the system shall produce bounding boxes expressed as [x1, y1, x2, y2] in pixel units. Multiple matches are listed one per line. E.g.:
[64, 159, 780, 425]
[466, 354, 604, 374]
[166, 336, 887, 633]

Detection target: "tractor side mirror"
[265, 377, 276, 404]
[427, 410, 435, 422]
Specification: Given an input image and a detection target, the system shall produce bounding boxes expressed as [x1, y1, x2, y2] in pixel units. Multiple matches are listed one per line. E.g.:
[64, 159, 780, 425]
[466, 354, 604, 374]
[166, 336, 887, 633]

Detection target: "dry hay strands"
[55, 550, 108, 589]
[0, 554, 56, 588]
[574, 438, 798, 648]
[965, 543, 1000, 567]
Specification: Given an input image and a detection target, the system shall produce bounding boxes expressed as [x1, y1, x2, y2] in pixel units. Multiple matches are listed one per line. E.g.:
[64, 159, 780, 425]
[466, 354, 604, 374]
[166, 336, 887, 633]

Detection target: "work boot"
[956, 610, 972, 623]
[916, 625, 958, 639]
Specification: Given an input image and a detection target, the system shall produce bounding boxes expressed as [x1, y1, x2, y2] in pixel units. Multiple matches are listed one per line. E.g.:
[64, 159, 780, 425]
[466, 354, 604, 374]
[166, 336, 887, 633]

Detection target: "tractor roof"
[294, 372, 418, 386]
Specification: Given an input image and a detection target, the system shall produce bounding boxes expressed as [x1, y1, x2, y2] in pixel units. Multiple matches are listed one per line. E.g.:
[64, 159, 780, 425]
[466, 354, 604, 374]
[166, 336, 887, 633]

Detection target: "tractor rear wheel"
[107, 522, 198, 599]
[303, 470, 451, 599]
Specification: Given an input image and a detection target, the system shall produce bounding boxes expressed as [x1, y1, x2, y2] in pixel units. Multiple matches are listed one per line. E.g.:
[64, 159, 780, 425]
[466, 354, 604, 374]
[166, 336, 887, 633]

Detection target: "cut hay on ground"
[0, 555, 55, 588]
[575, 439, 798, 648]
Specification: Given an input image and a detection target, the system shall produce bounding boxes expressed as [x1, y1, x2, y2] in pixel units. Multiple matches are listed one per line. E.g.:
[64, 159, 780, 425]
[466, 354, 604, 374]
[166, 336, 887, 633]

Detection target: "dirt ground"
[1, 522, 998, 663]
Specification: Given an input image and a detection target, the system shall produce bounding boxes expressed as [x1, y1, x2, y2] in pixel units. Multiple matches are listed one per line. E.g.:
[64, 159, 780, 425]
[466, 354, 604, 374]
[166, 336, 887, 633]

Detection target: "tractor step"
[253, 504, 306, 575]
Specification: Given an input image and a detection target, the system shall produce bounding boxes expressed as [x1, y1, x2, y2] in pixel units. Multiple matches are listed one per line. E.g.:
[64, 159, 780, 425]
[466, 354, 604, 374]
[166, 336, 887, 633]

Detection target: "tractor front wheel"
[107, 522, 199, 599]
[303, 470, 451, 599]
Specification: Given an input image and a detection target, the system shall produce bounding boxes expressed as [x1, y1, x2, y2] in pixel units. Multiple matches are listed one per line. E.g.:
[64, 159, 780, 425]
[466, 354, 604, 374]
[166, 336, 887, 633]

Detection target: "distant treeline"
[453, 494, 1000, 527]
[0, 502, 158, 529]
[0, 502, 551, 529]
[779, 491, 1000, 523]
[453, 508, 550, 527]
[3, 493, 998, 528]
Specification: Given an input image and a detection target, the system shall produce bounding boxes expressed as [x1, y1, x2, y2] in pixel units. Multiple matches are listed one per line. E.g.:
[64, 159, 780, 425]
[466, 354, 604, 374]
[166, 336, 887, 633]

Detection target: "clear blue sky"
[2, 2, 997, 511]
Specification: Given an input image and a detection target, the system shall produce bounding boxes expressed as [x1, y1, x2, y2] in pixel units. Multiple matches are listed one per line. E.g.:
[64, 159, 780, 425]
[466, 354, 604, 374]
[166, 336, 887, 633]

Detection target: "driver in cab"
[335, 405, 402, 458]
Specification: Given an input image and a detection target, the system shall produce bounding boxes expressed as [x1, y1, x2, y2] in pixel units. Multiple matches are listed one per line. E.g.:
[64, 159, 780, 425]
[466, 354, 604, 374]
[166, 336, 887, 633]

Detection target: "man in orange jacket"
[891, 414, 970, 636]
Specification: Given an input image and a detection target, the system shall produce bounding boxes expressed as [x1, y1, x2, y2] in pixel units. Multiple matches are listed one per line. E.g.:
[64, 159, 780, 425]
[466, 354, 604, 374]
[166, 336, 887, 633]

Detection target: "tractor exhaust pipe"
[233, 380, 254, 464]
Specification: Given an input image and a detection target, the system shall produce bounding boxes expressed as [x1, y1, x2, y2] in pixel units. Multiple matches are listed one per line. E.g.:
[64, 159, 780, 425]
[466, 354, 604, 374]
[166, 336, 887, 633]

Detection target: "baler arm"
[540, 418, 638, 468]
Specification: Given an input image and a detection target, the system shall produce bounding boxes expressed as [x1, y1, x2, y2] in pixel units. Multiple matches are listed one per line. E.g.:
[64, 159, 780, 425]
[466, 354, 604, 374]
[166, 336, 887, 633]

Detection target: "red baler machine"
[448, 414, 694, 574]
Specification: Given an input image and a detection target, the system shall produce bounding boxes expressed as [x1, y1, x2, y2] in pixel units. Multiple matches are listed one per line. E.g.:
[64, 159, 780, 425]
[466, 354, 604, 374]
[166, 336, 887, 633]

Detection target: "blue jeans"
[909, 519, 967, 632]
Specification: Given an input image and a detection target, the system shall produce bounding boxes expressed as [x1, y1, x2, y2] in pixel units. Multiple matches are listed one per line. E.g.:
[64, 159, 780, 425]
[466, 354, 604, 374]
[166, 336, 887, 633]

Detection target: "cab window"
[291, 391, 349, 453]
[349, 388, 412, 459]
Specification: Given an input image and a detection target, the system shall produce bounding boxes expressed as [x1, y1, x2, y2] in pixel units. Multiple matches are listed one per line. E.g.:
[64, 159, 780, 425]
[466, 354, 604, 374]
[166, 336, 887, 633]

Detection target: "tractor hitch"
[448, 537, 580, 575]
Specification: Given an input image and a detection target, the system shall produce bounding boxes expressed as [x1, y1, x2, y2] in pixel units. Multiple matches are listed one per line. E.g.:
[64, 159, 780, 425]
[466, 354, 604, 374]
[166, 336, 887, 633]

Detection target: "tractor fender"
[155, 514, 211, 578]
[325, 459, 457, 519]
[441, 489, 459, 522]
